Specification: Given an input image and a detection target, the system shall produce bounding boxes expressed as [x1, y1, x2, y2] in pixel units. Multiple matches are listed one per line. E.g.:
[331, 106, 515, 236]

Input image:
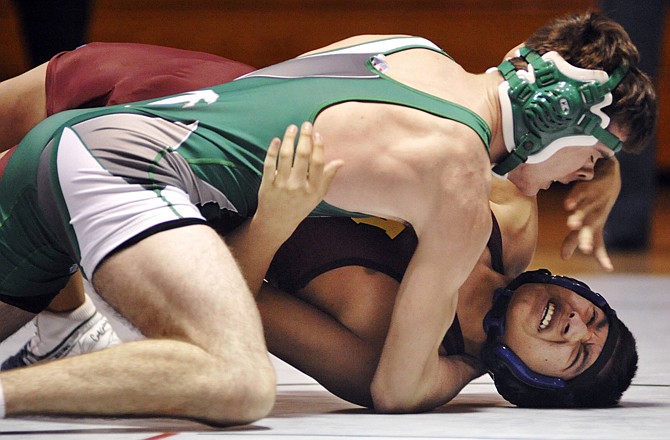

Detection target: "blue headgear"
[483, 269, 620, 390]
[492, 47, 629, 176]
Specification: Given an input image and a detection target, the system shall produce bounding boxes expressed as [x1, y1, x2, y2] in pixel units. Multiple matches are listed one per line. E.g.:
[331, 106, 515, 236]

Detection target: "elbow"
[370, 379, 421, 414]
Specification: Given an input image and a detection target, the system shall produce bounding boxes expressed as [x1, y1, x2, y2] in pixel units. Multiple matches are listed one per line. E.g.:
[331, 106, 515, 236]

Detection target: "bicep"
[257, 282, 380, 407]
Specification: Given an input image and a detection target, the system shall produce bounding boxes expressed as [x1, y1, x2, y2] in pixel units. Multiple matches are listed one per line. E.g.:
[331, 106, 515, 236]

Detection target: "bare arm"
[369, 148, 493, 412]
[225, 123, 342, 295]
[0, 303, 35, 342]
[258, 268, 485, 408]
[258, 282, 381, 407]
[0, 63, 49, 151]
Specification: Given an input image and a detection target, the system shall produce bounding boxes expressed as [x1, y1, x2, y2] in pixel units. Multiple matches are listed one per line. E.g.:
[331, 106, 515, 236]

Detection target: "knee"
[201, 359, 277, 425]
[233, 366, 277, 423]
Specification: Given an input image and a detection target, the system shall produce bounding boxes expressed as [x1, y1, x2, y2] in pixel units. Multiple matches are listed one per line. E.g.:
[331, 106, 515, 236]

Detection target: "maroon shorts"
[46, 42, 256, 115]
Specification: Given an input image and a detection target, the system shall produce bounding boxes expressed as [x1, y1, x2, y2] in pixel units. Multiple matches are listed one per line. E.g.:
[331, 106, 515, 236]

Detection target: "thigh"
[92, 224, 267, 357]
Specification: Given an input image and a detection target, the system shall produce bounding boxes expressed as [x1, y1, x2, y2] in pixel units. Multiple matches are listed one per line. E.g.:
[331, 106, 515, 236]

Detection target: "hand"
[560, 157, 621, 271]
[255, 122, 343, 241]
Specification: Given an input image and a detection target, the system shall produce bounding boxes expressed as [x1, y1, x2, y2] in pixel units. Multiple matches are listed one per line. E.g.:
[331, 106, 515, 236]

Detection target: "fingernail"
[302, 121, 312, 131]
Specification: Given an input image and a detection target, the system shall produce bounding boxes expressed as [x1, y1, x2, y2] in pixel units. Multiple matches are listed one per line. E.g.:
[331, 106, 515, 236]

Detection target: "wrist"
[248, 213, 294, 247]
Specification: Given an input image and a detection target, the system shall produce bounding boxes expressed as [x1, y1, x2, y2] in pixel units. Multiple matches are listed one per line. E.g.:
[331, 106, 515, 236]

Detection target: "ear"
[502, 43, 525, 62]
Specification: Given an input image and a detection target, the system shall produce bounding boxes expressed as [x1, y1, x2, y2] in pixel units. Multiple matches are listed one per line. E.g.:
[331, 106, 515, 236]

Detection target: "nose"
[574, 162, 595, 181]
[562, 311, 590, 342]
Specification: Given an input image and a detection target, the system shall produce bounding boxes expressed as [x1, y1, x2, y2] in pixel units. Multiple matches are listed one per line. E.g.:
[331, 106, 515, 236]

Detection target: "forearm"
[374, 351, 485, 413]
[370, 264, 460, 411]
[257, 283, 379, 407]
[0, 302, 36, 342]
[225, 217, 291, 296]
[371, 203, 491, 411]
[371, 259, 472, 410]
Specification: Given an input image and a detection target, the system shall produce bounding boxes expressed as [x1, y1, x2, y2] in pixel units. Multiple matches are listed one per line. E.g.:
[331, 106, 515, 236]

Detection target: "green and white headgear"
[493, 47, 629, 176]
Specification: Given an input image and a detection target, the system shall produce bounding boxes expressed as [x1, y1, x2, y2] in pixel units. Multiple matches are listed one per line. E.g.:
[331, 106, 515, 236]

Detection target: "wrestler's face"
[506, 145, 611, 196]
[501, 283, 609, 380]
[507, 125, 625, 196]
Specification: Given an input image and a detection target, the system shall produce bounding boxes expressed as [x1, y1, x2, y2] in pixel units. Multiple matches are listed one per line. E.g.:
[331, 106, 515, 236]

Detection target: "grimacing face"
[500, 283, 609, 380]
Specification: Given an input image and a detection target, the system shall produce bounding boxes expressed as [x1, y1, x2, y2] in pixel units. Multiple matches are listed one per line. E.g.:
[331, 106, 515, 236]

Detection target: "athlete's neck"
[484, 69, 509, 166]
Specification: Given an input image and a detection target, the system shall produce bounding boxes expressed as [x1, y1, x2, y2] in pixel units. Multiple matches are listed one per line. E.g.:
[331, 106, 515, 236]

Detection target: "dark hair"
[482, 315, 638, 408]
[515, 11, 657, 153]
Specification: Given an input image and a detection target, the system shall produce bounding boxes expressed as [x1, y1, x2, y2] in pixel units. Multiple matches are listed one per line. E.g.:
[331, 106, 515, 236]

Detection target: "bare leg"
[0, 225, 275, 425]
[46, 271, 86, 312]
[1, 271, 121, 371]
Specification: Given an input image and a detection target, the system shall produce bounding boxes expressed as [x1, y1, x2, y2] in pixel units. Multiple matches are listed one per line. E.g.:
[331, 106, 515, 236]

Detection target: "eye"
[587, 308, 596, 326]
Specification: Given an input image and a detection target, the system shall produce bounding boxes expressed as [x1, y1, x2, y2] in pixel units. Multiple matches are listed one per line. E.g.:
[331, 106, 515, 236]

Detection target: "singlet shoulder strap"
[306, 36, 450, 58]
[441, 315, 465, 355]
[487, 211, 505, 275]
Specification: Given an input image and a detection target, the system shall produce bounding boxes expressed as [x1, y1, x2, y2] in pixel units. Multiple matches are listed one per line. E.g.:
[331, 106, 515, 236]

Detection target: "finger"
[594, 243, 614, 272]
[561, 231, 579, 260]
[276, 124, 298, 180]
[260, 137, 281, 190]
[577, 226, 594, 255]
[564, 187, 586, 211]
[593, 240, 614, 272]
[306, 131, 327, 187]
[567, 209, 585, 230]
[319, 158, 344, 195]
[291, 122, 314, 185]
[309, 132, 344, 196]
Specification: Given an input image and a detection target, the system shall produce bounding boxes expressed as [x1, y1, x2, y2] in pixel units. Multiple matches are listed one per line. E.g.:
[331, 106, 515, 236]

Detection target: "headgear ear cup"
[492, 47, 628, 175]
[494, 345, 565, 390]
[524, 84, 583, 133]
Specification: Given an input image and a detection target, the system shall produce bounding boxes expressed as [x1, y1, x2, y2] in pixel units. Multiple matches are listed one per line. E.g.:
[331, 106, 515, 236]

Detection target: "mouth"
[539, 301, 556, 331]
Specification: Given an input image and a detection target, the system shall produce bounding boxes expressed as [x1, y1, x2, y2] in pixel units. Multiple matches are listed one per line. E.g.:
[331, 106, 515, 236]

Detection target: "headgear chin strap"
[492, 47, 629, 176]
[483, 269, 620, 390]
